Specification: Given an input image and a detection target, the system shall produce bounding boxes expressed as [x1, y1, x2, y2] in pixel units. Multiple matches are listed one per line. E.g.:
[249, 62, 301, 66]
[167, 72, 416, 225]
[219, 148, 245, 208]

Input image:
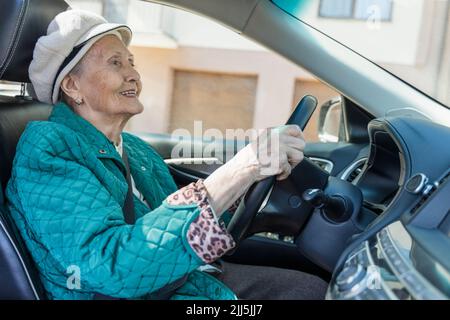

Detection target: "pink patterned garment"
[226, 196, 243, 214]
[166, 180, 236, 263]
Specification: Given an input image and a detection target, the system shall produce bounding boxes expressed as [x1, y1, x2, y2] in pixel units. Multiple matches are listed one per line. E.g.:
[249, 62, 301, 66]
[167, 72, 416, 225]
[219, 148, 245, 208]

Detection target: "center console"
[327, 171, 450, 300]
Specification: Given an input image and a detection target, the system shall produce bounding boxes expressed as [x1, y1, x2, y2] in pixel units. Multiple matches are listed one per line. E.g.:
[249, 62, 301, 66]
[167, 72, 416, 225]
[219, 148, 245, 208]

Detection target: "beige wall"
[436, 5, 450, 106]
[126, 0, 448, 141]
[127, 45, 316, 136]
[67, 0, 450, 135]
[299, 0, 427, 65]
[380, 0, 450, 102]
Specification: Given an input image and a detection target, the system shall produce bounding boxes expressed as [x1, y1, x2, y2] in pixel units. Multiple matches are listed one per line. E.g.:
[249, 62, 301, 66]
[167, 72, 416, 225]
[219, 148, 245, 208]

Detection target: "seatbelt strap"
[94, 149, 135, 300]
[121, 150, 136, 224]
[147, 274, 189, 300]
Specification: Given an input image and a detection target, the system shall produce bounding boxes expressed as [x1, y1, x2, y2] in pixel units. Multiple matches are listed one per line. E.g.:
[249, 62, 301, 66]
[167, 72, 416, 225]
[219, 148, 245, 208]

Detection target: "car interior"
[1, 0, 449, 300]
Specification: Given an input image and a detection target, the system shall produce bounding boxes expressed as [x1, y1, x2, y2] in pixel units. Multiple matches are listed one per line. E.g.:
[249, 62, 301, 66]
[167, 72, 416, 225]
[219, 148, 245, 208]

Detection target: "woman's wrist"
[227, 154, 259, 184]
[203, 156, 257, 216]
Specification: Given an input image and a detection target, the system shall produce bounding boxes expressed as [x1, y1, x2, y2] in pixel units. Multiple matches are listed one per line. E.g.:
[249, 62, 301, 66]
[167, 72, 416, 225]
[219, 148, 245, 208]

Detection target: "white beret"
[28, 9, 132, 104]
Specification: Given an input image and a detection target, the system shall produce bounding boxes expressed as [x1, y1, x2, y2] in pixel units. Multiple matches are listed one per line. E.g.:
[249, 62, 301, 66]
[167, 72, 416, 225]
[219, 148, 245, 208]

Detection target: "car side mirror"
[318, 97, 345, 143]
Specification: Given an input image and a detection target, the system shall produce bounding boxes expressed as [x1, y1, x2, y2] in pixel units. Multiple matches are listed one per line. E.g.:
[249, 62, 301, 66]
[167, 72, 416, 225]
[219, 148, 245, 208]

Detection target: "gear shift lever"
[302, 189, 352, 223]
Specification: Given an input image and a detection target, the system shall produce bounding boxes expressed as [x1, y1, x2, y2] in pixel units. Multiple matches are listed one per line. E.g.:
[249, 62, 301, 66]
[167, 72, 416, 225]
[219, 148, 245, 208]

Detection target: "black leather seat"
[0, 0, 69, 299]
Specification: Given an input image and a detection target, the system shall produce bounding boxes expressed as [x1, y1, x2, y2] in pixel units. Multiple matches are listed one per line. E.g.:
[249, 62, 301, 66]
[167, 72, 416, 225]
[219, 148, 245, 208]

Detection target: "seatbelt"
[94, 149, 187, 300]
[121, 150, 136, 225]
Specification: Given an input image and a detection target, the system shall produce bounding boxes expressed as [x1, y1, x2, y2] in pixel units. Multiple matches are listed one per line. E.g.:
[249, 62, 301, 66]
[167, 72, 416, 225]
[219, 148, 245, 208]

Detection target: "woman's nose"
[124, 65, 140, 83]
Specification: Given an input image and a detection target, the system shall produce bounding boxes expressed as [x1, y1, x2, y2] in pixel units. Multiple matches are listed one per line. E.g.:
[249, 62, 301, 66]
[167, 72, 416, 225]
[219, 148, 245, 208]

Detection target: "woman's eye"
[112, 60, 121, 66]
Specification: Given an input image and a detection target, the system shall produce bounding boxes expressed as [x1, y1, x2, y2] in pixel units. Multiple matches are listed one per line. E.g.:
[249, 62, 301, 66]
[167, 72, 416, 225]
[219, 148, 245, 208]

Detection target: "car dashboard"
[327, 116, 450, 300]
[354, 123, 403, 216]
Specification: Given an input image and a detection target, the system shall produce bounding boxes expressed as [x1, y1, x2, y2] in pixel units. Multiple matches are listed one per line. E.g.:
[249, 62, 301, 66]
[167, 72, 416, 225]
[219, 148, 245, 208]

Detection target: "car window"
[272, 0, 450, 109]
[66, 0, 345, 143]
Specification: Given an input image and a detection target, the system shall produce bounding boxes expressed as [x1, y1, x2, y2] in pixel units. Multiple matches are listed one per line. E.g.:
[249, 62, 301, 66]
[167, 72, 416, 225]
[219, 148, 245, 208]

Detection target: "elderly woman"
[6, 9, 327, 300]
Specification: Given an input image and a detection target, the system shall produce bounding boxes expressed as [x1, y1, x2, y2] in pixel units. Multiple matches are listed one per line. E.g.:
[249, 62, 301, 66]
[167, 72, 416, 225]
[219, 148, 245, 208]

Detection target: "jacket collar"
[48, 102, 163, 208]
[49, 102, 122, 162]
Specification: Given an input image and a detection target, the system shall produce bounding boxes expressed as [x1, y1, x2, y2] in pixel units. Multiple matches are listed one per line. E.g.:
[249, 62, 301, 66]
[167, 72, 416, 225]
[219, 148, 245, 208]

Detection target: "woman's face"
[69, 34, 144, 117]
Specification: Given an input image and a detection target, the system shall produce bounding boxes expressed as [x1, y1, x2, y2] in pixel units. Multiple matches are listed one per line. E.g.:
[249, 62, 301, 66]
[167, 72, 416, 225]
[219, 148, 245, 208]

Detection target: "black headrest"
[0, 0, 69, 83]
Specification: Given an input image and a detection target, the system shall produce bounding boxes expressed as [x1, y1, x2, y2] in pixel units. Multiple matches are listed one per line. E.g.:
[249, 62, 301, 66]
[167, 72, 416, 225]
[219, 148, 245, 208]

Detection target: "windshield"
[272, 0, 450, 108]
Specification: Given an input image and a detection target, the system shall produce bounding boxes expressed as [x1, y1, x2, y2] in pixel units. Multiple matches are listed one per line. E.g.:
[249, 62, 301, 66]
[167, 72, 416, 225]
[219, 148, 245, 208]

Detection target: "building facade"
[2, 0, 448, 142]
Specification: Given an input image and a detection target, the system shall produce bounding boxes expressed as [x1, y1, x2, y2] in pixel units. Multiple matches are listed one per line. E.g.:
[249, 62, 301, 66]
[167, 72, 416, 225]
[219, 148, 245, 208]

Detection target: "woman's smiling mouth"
[120, 89, 137, 97]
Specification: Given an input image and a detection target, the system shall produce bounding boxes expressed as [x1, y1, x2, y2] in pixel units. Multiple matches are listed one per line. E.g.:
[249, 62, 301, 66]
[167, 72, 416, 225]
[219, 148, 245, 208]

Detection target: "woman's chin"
[124, 99, 144, 115]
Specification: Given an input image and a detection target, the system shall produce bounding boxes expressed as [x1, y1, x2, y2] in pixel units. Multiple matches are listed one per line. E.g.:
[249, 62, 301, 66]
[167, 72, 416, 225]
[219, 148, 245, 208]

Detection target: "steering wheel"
[227, 95, 318, 245]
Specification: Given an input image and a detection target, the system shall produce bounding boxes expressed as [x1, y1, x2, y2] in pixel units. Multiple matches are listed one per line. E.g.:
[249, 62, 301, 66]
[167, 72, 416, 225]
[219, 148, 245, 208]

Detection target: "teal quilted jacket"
[6, 102, 236, 300]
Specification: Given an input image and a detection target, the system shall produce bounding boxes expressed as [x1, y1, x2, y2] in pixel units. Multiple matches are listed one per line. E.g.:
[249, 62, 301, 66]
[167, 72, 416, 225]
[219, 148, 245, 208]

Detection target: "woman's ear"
[60, 74, 81, 100]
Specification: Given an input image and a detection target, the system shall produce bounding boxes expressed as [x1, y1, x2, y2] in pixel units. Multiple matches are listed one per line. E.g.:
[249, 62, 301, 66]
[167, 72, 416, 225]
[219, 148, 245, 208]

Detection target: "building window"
[319, 0, 392, 21]
[169, 70, 257, 135]
[319, 0, 354, 18]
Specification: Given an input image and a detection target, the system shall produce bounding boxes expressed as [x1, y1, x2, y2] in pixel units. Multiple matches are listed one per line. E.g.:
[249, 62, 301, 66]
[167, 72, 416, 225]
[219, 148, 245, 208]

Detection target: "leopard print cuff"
[227, 195, 243, 214]
[166, 180, 236, 263]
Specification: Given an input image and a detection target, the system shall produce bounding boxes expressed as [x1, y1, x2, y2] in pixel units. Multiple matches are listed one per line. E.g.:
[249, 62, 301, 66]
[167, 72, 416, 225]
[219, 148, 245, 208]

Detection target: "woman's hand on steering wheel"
[235, 124, 306, 182]
[203, 125, 306, 217]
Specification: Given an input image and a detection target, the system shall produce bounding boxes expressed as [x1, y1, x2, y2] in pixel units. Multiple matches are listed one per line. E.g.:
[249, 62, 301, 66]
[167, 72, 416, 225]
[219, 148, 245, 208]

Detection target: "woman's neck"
[73, 105, 131, 146]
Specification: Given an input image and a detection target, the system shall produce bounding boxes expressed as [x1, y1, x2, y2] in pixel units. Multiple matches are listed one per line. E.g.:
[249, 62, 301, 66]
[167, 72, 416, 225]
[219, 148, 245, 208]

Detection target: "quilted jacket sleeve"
[8, 123, 226, 298]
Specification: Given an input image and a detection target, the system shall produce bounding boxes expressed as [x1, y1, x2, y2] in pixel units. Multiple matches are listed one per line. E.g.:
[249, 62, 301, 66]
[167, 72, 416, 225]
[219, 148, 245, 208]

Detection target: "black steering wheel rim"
[227, 176, 275, 244]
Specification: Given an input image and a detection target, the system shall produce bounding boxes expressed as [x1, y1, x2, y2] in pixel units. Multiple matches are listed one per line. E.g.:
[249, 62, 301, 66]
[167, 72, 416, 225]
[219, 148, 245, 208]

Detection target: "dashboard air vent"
[340, 158, 367, 183]
[309, 157, 333, 173]
[410, 171, 450, 215]
[346, 163, 365, 183]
